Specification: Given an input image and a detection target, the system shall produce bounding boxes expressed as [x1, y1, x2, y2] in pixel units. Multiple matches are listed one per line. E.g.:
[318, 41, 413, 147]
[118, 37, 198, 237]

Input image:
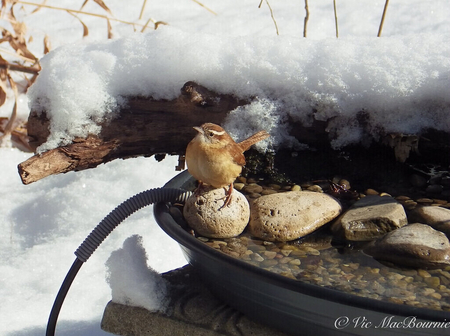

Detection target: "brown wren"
[185, 122, 270, 207]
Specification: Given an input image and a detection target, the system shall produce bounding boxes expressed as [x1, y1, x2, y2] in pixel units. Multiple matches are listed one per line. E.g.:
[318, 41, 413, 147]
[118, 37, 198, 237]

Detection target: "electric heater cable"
[46, 187, 192, 336]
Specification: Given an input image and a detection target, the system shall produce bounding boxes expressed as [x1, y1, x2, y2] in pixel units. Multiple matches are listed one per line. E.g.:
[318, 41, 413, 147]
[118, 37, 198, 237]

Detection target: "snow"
[1, 0, 449, 335]
[105, 235, 169, 312]
[28, 29, 450, 152]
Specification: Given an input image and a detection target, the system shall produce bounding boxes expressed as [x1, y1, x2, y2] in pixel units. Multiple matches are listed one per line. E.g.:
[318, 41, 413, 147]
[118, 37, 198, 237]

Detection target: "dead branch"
[18, 82, 249, 185]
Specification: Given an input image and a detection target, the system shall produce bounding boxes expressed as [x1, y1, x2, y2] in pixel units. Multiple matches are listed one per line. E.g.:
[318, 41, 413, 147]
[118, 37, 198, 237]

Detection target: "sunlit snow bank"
[106, 235, 169, 312]
[28, 27, 450, 153]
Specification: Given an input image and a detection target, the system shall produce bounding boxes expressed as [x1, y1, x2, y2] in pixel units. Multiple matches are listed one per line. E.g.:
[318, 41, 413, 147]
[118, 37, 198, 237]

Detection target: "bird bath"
[154, 170, 449, 336]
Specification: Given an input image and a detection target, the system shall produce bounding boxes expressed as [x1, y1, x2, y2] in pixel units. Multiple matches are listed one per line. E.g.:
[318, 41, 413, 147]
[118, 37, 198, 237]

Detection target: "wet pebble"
[234, 182, 245, 191]
[280, 249, 292, 257]
[261, 189, 278, 195]
[424, 276, 441, 288]
[251, 253, 264, 262]
[263, 251, 278, 259]
[261, 259, 278, 267]
[289, 259, 301, 266]
[416, 198, 434, 205]
[306, 185, 323, 193]
[365, 188, 379, 195]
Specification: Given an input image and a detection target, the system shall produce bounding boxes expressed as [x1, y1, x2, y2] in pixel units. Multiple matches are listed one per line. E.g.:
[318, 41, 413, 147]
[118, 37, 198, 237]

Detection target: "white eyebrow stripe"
[209, 129, 225, 135]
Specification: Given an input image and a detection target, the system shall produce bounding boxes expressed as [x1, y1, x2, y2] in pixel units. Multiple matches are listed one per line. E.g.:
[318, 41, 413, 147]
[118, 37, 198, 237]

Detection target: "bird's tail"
[238, 130, 270, 152]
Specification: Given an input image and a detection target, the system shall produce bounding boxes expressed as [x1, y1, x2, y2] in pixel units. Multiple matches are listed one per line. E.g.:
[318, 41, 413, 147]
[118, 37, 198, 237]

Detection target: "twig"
[79, 0, 113, 17]
[303, 0, 309, 38]
[106, 18, 113, 39]
[377, 0, 390, 37]
[43, 35, 51, 54]
[31, 0, 48, 14]
[141, 18, 168, 32]
[139, 0, 147, 20]
[66, 11, 89, 37]
[17, 1, 149, 28]
[0, 47, 36, 63]
[0, 61, 40, 74]
[333, 0, 338, 38]
[265, 0, 279, 35]
[258, 0, 279, 36]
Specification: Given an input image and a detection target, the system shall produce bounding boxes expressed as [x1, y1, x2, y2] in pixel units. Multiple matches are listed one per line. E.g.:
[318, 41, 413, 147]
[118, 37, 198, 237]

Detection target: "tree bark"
[18, 82, 249, 185]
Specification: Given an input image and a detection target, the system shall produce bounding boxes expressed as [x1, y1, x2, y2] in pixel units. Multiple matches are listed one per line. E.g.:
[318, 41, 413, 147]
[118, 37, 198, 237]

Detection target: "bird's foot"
[218, 184, 233, 210]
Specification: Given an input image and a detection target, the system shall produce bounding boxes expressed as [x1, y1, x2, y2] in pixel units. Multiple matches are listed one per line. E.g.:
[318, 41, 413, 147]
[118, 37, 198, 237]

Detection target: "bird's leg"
[221, 183, 234, 208]
[193, 180, 205, 197]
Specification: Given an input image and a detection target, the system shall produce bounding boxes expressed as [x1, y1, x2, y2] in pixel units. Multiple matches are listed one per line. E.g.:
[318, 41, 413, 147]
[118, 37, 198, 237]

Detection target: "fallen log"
[17, 80, 450, 186]
[18, 82, 249, 185]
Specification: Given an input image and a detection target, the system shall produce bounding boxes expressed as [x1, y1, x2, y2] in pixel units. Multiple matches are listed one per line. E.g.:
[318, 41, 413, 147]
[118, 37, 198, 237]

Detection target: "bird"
[185, 122, 270, 207]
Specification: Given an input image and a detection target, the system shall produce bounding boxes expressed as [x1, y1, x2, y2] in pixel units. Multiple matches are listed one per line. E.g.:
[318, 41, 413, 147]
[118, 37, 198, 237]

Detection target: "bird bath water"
[154, 170, 450, 336]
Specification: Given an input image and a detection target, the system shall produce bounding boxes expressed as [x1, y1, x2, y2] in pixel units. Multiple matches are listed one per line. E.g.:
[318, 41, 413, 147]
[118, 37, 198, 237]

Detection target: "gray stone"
[243, 183, 263, 194]
[426, 184, 444, 194]
[408, 205, 450, 237]
[364, 223, 450, 269]
[410, 174, 427, 188]
[101, 265, 288, 336]
[248, 191, 342, 242]
[183, 187, 250, 238]
[332, 195, 407, 241]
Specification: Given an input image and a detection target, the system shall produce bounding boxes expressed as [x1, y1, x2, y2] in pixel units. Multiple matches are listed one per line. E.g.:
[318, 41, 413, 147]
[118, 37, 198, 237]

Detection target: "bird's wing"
[227, 144, 246, 166]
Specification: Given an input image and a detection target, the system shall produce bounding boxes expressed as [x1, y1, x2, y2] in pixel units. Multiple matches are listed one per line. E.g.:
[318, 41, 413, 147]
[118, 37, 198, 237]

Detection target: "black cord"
[46, 258, 83, 336]
[45, 187, 192, 336]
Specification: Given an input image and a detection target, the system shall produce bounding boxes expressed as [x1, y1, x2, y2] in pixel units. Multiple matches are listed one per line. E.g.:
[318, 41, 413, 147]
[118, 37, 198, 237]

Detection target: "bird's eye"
[208, 132, 215, 137]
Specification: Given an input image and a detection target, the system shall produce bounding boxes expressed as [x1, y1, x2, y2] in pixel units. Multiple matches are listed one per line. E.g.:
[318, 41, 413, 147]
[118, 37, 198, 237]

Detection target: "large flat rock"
[364, 223, 450, 268]
[332, 195, 407, 241]
[408, 205, 450, 237]
[248, 191, 342, 241]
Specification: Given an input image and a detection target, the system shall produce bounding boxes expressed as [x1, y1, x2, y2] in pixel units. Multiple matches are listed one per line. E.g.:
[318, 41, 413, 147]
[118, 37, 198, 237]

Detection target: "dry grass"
[304, 1, 390, 38]
[0, 1, 40, 150]
[258, 0, 278, 35]
[377, 0, 390, 37]
[333, 0, 338, 38]
[303, 0, 309, 38]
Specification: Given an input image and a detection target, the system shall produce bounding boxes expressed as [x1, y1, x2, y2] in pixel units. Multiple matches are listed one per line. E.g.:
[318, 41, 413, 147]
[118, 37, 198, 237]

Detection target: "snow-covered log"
[18, 82, 249, 184]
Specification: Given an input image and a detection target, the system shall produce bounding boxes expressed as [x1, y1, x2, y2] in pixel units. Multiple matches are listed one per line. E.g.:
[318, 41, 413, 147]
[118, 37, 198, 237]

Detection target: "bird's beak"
[193, 126, 203, 134]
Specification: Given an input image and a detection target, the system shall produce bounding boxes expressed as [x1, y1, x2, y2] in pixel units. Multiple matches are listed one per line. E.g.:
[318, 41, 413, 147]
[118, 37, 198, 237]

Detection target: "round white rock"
[183, 187, 250, 238]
